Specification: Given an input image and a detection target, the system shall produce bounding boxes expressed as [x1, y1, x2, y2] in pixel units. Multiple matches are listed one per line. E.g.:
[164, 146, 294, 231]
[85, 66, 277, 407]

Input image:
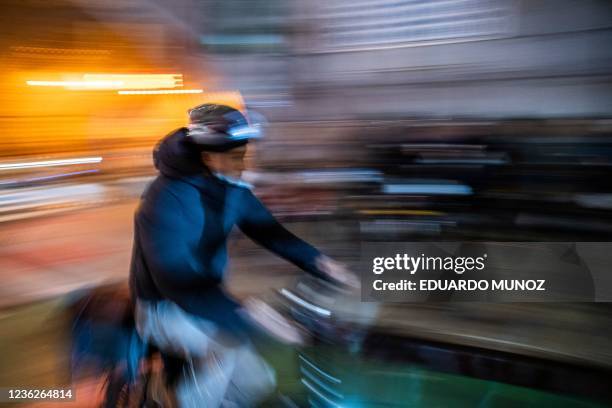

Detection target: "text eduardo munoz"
[371, 253, 546, 292]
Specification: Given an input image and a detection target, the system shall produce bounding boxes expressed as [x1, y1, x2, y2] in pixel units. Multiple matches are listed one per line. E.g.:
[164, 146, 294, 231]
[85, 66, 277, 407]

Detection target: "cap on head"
[186, 104, 261, 152]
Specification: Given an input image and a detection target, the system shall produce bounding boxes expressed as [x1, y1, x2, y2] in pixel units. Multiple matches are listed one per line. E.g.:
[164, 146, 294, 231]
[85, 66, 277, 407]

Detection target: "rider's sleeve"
[236, 188, 327, 279]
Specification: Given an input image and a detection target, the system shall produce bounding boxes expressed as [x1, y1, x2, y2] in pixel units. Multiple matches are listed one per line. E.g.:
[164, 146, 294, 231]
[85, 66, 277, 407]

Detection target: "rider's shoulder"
[142, 175, 196, 205]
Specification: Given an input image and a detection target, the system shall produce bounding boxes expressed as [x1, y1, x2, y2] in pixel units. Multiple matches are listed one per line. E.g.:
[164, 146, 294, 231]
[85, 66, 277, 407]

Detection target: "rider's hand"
[243, 298, 305, 345]
[315, 255, 360, 291]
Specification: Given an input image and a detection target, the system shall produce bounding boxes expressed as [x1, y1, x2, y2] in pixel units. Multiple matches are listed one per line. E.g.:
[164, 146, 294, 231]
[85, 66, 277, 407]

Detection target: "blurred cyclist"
[129, 104, 357, 407]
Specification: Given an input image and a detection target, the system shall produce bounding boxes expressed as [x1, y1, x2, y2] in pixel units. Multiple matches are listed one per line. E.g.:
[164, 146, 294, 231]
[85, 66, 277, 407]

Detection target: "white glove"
[315, 255, 361, 291]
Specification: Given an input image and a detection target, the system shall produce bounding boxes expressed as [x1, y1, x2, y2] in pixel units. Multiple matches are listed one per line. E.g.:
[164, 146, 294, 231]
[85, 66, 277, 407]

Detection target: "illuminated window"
[200, 0, 290, 53]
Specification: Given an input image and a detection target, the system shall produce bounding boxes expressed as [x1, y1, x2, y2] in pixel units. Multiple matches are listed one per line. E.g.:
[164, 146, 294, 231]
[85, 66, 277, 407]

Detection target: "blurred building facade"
[1, 0, 218, 157]
[1, 0, 611, 159]
[202, 0, 612, 120]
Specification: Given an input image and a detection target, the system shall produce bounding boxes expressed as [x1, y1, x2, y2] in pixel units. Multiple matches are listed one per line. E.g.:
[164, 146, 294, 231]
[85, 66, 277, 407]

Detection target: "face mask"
[213, 172, 253, 189]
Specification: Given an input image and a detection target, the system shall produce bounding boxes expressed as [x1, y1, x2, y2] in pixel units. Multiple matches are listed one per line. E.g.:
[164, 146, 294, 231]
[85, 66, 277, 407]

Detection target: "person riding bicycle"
[129, 103, 357, 407]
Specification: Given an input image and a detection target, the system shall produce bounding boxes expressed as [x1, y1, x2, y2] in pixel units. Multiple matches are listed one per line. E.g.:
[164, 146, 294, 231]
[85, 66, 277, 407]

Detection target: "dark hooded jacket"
[129, 128, 324, 335]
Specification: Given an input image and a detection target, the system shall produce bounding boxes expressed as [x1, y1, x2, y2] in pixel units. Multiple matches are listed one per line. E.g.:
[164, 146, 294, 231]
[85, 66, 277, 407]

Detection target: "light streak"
[117, 89, 203, 95]
[26, 80, 123, 88]
[298, 354, 342, 384]
[0, 157, 103, 171]
[26, 74, 183, 90]
[280, 288, 331, 317]
[84, 74, 182, 89]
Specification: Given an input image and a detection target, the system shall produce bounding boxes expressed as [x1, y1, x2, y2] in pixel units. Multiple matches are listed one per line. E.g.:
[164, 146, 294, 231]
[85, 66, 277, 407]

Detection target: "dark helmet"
[185, 104, 263, 152]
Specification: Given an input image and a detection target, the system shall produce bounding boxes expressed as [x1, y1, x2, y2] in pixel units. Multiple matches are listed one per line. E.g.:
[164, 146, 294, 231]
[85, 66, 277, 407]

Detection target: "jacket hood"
[153, 128, 207, 179]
